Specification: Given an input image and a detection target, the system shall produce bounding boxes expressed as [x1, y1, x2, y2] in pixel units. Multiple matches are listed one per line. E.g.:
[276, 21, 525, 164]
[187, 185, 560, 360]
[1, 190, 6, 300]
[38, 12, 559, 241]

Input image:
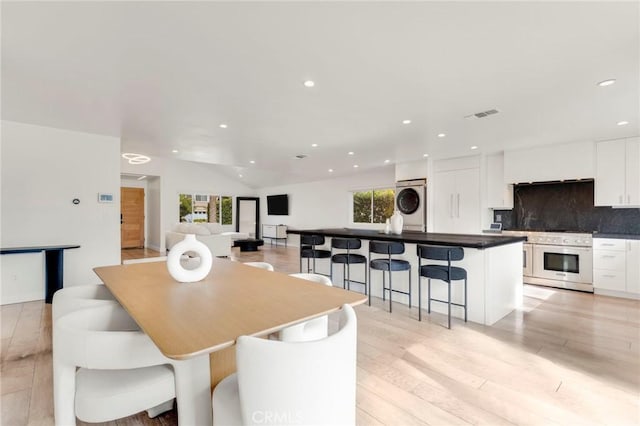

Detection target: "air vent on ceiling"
[465, 108, 500, 119]
[295, 154, 308, 159]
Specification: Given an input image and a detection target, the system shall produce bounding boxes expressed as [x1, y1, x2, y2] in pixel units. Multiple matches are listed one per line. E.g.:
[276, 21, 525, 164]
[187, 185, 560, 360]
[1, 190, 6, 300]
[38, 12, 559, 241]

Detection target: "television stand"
[262, 224, 287, 247]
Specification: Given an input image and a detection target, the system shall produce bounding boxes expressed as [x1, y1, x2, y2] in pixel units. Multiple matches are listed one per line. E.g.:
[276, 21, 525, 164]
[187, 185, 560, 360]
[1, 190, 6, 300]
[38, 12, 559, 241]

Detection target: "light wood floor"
[121, 247, 164, 263]
[2, 245, 639, 425]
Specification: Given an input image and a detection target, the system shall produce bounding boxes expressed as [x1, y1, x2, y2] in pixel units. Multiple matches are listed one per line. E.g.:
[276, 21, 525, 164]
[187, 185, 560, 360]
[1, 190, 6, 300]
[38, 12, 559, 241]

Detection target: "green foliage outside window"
[353, 188, 395, 224]
[179, 194, 193, 222]
[221, 196, 233, 225]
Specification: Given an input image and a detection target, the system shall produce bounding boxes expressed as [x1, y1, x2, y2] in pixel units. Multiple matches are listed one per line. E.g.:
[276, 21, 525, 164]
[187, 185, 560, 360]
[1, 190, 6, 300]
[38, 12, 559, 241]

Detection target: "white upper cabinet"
[504, 141, 595, 183]
[433, 157, 481, 234]
[486, 153, 513, 209]
[595, 137, 640, 207]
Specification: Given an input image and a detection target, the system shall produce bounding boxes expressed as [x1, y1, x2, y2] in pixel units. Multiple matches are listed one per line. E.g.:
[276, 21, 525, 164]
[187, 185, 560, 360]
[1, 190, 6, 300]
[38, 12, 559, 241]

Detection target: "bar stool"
[417, 245, 467, 329]
[368, 241, 411, 313]
[299, 235, 331, 275]
[330, 238, 367, 294]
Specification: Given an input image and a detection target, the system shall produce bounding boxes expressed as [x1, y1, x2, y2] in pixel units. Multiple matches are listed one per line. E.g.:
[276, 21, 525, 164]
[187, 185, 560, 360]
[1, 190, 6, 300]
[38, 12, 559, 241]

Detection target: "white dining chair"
[278, 273, 333, 342]
[243, 261, 275, 271]
[52, 284, 119, 322]
[212, 304, 357, 426]
[53, 304, 176, 425]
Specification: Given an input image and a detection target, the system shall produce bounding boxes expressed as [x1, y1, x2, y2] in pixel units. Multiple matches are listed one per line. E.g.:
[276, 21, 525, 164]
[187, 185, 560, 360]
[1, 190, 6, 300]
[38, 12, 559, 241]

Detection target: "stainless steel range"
[503, 231, 593, 292]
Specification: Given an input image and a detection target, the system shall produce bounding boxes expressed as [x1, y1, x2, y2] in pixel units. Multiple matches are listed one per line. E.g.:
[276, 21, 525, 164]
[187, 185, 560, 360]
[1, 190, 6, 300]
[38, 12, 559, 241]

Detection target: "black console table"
[0, 245, 80, 303]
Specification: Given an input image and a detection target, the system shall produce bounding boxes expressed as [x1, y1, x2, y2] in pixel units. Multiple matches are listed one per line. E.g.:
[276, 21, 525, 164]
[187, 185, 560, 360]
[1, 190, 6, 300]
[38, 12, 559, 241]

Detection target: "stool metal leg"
[343, 264, 347, 289]
[346, 263, 350, 290]
[388, 269, 393, 313]
[364, 264, 368, 295]
[367, 264, 372, 306]
[418, 275, 422, 321]
[447, 280, 451, 329]
[427, 278, 431, 313]
[382, 272, 386, 301]
[464, 278, 468, 322]
[408, 267, 412, 309]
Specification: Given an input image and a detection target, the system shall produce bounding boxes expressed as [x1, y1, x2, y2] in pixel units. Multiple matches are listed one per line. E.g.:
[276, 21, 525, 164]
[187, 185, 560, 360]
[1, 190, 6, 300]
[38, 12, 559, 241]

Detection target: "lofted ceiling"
[2, 1, 638, 188]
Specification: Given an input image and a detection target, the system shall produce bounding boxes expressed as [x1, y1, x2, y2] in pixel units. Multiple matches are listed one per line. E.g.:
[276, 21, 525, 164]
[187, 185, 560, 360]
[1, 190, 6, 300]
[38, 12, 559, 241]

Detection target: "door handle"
[120, 214, 123, 225]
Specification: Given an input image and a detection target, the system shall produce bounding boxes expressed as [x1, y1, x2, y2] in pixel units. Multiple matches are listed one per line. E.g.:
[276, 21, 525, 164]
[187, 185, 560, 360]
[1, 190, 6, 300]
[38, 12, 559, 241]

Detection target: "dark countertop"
[0, 245, 80, 254]
[287, 228, 526, 249]
[592, 233, 640, 240]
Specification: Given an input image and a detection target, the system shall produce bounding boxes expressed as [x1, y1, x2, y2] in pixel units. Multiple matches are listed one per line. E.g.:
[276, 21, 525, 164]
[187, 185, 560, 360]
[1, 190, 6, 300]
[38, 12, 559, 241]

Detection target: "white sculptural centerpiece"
[166, 234, 213, 282]
[389, 211, 403, 235]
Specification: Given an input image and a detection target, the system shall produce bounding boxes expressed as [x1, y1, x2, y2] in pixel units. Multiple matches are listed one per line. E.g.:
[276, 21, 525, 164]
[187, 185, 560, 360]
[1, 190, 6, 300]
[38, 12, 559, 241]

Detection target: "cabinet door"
[625, 138, 640, 206]
[433, 170, 457, 233]
[455, 168, 481, 233]
[487, 153, 514, 209]
[626, 240, 640, 294]
[595, 140, 626, 206]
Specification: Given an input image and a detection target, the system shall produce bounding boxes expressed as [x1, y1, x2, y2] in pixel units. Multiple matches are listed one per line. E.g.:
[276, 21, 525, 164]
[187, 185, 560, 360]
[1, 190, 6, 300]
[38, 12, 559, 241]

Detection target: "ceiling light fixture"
[617, 121, 629, 126]
[402, 119, 412, 125]
[348, 151, 354, 156]
[328, 169, 334, 173]
[303, 80, 315, 88]
[470, 146, 478, 150]
[122, 153, 151, 165]
[172, 149, 179, 153]
[249, 160, 255, 164]
[384, 159, 390, 164]
[137, 175, 147, 181]
[353, 165, 359, 168]
[219, 124, 228, 129]
[597, 79, 616, 87]
[423, 153, 429, 157]
[311, 143, 318, 147]
[238, 174, 243, 178]
[437, 133, 446, 138]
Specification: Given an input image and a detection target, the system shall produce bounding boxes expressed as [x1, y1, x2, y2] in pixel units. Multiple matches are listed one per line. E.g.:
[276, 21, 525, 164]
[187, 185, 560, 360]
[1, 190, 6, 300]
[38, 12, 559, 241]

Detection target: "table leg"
[210, 346, 236, 389]
[173, 355, 212, 425]
[44, 249, 63, 303]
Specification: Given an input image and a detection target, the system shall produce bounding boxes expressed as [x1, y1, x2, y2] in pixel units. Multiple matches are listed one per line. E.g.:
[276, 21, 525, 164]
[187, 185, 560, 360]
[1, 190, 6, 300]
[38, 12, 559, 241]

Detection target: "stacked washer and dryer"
[395, 178, 427, 232]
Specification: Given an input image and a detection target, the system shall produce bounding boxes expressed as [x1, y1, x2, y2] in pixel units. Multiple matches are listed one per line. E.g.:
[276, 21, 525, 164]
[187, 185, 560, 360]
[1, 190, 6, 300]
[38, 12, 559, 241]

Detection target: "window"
[179, 194, 233, 224]
[352, 188, 395, 224]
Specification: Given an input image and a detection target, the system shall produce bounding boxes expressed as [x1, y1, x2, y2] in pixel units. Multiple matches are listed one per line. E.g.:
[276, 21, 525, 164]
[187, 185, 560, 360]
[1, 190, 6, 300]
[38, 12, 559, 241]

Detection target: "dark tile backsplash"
[493, 180, 640, 235]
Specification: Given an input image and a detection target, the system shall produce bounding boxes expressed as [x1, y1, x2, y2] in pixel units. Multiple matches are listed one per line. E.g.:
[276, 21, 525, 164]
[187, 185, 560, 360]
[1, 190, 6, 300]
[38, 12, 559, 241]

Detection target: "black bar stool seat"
[299, 235, 331, 275]
[417, 245, 467, 329]
[330, 238, 367, 293]
[368, 241, 412, 313]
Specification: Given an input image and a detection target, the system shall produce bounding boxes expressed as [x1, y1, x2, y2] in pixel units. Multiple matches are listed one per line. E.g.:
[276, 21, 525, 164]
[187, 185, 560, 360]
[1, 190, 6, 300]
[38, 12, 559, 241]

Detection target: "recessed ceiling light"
[402, 119, 412, 125]
[353, 165, 359, 168]
[238, 174, 243, 178]
[303, 80, 315, 88]
[423, 153, 429, 158]
[437, 133, 446, 138]
[597, 79, 616, 87]
[384, 159, 390, 164]
[249, 160, 255, 164]
[617, 121, 629, 126]
[470, 146, 478, 150]
[328, 169, 334, 173]
[348, 151, 354, 156]
[219, 124, 228, 129]
[137, 175, 147, 181]
[311, 143, 318, 147]
[172, 149, 179, 153]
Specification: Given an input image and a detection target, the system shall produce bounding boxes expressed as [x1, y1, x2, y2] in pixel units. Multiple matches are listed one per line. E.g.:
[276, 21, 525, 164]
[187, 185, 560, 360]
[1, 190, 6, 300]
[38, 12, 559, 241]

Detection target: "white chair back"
[52, 284, 118, 322]
[53, 304, 175, 425]
[279, 273, 333, 342]
[235, 304, 357, 425]
[243, 261, 275, 271]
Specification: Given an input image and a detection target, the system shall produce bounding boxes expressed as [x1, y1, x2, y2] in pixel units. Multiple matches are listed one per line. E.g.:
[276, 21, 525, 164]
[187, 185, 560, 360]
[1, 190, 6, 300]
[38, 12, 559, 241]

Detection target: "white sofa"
[166, 223, 248, 257]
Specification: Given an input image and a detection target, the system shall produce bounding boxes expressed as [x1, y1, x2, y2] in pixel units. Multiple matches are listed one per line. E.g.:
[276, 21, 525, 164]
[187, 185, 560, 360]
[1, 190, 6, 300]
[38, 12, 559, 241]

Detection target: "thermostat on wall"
[98, 193, 114, 203]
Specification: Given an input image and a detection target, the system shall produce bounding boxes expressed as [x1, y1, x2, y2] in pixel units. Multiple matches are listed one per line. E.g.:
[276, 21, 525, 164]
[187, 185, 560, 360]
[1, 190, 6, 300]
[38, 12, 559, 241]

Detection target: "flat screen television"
[267, 194, 289, 215]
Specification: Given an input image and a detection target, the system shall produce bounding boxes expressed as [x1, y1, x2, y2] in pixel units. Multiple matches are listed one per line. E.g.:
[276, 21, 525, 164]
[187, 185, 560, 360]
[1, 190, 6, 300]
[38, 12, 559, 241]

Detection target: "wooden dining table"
[94, 258, 367, 425]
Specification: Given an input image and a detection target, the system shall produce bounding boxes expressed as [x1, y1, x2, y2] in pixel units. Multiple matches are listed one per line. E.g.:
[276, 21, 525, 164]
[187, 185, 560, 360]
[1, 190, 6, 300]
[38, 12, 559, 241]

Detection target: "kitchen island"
[288, 228, 526, 326]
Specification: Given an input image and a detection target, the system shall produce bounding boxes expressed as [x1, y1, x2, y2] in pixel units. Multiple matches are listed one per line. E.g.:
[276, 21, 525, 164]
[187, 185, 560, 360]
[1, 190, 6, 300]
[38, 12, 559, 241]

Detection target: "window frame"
[351, 186, 396, 225]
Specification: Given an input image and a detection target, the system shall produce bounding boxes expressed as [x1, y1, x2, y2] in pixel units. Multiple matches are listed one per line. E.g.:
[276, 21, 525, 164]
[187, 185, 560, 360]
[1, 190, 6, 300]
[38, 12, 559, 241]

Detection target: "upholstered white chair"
[52, 284, 119, 322]
[278, 273, 333, 342]
[243, 261, 275, 271]
[212, 304, 357, 426]
[53, 304, 176, 425]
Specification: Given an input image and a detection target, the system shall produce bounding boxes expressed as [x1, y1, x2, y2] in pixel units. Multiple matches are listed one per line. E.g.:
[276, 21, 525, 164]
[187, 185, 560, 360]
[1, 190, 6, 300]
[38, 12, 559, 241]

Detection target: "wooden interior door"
[121, 187, 145, 249]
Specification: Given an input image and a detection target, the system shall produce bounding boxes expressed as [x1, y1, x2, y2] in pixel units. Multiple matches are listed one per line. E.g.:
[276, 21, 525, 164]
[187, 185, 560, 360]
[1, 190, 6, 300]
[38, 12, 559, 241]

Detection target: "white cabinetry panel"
[626, 240, 640, 295]
[434, 166, 480, 234]
[595, 137, 640, 207]
[504, 141, 594, 183]
[487, 153, 513, 209]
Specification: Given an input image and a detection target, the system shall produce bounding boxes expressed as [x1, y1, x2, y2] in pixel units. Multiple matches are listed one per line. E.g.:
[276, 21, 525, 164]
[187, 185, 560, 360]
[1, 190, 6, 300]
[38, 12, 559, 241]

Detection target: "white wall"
[121, 157, 255, 251]
[258, 168, 396, 245]
[146, 177, 162, 251]
[1, 121, 121, 303]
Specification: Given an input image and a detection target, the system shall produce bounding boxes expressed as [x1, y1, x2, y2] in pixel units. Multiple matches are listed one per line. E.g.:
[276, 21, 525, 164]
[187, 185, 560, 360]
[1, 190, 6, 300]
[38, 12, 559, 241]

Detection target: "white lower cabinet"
[593, 238, 640, 297]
